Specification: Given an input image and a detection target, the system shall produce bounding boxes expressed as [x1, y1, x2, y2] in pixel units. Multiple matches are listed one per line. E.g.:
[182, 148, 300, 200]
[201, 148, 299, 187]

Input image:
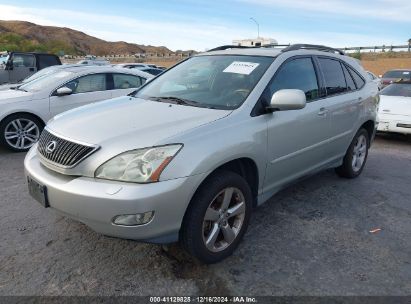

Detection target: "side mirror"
[267, 89, 306, 112]
[56, 87, 72, 96]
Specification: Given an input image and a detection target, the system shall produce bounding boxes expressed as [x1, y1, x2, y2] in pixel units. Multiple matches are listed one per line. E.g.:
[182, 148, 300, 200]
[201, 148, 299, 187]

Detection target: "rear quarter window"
[347, 65, 366, 89]
[38, 55, 60, 69]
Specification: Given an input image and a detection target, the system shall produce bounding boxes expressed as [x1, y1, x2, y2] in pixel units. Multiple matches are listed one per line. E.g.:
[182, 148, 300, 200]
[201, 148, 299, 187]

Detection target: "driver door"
[49, 73, 112, 117]
[263, 57, 333, 193]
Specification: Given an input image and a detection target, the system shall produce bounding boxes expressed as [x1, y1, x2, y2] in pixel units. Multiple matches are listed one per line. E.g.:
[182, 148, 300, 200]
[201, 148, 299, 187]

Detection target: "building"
[232, 37, 277, 47]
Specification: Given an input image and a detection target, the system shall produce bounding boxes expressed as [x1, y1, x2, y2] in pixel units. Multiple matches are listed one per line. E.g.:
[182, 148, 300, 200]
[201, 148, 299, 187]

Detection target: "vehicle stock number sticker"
[223, 61, 260, 75]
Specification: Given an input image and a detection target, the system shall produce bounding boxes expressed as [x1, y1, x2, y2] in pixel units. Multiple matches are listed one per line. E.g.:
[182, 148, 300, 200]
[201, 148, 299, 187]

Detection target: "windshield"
[381, 83, 411, 97]
[21, 66, 59, 84]
[19, 71, 74, 92]
[383, 70, 411, 79]
[133, 55, 274, 110]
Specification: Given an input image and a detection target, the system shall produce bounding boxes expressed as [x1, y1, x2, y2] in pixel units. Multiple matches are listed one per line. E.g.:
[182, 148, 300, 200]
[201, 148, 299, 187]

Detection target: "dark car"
[380, 69, 411, 88]
[0, 52, 62, 85]
[139, 67, 164, 76]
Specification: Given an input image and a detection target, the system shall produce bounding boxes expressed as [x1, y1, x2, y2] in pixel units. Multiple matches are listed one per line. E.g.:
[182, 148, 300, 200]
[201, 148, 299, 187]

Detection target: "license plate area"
[27, 177, 49, 208]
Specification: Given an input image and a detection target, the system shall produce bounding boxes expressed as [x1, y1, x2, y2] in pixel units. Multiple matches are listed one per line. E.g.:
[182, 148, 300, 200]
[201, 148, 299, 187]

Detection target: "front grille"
[37, 129, 99, 168]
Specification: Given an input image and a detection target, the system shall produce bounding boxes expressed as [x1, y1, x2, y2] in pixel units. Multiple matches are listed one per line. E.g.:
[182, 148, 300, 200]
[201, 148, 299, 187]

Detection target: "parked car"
[0, 52, 61, 85]
[377, 80, 411, 135]
[0, 66, 152, 151]
[380, 69, 411, 88]
[139, 67, 164, 76]
[115, 63, 159, 69]
[77, 59, 110, 66]
[366, 71, 383, 91]
[0, 64, 85, 91]
[24, 44, 378, 263]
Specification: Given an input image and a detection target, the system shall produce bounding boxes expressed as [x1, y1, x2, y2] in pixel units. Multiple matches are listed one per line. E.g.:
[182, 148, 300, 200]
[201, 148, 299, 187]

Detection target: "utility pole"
[250, 17, 260, 38]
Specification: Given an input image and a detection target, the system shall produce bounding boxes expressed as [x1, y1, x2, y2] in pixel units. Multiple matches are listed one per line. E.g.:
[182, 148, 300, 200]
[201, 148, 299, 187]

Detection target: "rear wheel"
[335, 128, 369, 178]
[0, 114, 44, 152]
[180, 170, 252, 264]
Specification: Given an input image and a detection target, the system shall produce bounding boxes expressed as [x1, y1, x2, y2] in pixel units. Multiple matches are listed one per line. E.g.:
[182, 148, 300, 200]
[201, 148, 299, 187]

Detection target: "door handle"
[318, 108, 329, 116]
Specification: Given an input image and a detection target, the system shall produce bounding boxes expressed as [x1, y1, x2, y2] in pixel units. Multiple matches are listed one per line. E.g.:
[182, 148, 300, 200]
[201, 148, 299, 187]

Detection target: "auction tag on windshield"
[403, 72, 410, 75]
[223, 61, 260, 75]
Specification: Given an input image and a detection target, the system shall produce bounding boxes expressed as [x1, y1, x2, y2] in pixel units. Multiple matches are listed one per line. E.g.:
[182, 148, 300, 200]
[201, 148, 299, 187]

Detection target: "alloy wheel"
[4, 118, 40, 150]
[202, 187, 246, 252]
[352, 134, 367, 172]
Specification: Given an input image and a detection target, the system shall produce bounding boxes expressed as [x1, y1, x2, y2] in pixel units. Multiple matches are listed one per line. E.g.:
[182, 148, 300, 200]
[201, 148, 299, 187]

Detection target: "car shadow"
[376, 132, 411, 144]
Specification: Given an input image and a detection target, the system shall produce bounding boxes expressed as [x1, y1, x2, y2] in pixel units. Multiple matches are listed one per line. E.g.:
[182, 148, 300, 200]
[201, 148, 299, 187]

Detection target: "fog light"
[113, 211, 154, 226]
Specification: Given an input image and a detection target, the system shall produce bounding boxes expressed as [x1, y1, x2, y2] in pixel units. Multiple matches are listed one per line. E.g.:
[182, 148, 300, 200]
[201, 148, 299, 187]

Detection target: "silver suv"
[24, 44, 379, 263]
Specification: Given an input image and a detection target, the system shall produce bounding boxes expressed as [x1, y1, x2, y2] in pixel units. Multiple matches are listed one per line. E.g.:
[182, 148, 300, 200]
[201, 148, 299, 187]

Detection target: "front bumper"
[24, 148, 207, 243]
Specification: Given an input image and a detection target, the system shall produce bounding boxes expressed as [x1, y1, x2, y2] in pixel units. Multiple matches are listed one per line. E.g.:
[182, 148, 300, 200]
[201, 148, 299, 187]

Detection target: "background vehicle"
[0, 52, 61, 85]
[24, 44, 378, 263]
[380, 69, 411, 88]
[0, 64, 85, 91]
[377, 80, 411, 135]
[0, 66, 152, 152]
[139, 67, 164, 76]
[367, 71, 383, 90]
[115, 63, 162, 70]
[77, 59, 110, 66]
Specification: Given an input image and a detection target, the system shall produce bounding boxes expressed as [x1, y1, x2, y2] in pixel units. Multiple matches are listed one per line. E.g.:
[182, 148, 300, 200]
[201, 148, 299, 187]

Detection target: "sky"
[0, 0, 410, 51]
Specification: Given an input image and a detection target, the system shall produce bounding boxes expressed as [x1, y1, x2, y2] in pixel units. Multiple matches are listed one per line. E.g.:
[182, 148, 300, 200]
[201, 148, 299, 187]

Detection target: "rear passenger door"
[316, 57, 364, 161]
[109, 73, 146, 98]
[263, 57, 333, 193]
[49, 73, 112, 117]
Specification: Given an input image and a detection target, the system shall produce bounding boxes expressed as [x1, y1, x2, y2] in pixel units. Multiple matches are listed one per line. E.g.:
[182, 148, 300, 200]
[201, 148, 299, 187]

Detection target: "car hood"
[0, 89, 34, 104]
[379, 95, 411, 116]
[47, 96, 232, 150]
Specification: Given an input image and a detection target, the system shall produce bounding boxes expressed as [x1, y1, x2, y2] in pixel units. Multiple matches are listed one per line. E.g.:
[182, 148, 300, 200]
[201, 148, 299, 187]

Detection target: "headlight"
[95, 144, 182, 183]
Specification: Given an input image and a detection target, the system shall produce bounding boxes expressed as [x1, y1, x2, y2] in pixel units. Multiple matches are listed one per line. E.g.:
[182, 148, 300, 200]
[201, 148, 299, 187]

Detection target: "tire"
[335, 128, 369, 178]
[0, 114, 44, 152]
[180, 170, 253, 264]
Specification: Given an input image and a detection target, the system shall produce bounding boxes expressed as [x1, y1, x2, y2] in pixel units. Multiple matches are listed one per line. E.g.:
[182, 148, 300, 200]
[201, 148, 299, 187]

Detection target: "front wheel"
[180, 170, 252, 264]
[335, 128, 369, 178]
[0, 114, 44, 152]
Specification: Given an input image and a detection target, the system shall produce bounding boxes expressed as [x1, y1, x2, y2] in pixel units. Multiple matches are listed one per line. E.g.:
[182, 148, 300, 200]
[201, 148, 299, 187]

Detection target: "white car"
[377, 81, 411, 135]
[77, 59, 110, 66]
[115, 63, 158, 69]
[0, 66, 152, 152]
[0, 64, 85, 91]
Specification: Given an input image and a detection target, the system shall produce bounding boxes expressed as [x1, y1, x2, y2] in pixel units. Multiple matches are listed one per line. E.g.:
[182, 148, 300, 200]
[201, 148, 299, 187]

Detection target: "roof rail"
[206, 44, 345, 55]
[281, 44, 345, 55]
[207, 45, 258, 52]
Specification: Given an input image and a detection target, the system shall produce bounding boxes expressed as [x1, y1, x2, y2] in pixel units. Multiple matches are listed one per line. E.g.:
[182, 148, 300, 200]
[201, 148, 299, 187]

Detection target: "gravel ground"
[0, 134, 410, 296]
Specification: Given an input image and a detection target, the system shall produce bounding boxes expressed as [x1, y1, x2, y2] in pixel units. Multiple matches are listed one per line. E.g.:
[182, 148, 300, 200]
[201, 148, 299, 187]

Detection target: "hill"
[0, 20, 172, 56]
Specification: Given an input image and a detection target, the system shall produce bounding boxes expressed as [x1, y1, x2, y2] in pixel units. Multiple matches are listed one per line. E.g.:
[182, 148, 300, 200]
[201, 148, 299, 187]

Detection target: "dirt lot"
[362, 56, 411, 76]
[0, 135, 410, 296]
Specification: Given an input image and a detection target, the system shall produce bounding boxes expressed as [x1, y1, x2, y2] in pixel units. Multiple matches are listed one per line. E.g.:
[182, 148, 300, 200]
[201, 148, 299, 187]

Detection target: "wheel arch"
[0, 111, 46, 127]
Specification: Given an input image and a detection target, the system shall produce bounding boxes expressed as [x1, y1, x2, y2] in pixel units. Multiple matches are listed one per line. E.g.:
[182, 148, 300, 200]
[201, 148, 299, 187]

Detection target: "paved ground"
[0, 135, 410, 296]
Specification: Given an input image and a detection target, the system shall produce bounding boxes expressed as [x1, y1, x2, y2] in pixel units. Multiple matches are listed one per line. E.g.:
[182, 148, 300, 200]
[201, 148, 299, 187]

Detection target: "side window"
[113, 74, 143, 89]
[348, 66, 366, 89]
[38, 55, 59, 69]
[267, 57, 319, 101]
[65, 74, 107, 94]
[12, 54, 35, 68]
[318, 58, 348, 96]
[342, 64, 356, 91]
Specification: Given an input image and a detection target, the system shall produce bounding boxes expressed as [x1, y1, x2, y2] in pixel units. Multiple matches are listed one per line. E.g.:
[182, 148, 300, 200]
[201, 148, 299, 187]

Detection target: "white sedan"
[377, 81, 411, 135]
[0, 66, 152, 152]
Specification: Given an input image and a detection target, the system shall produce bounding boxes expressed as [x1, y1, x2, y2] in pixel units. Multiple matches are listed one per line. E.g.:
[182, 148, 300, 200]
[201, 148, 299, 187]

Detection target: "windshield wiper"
[148, 96, 200, 107]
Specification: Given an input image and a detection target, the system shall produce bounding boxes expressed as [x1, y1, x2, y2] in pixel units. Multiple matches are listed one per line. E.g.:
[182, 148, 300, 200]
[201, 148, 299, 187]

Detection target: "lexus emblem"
[46, 141, 57, 154]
